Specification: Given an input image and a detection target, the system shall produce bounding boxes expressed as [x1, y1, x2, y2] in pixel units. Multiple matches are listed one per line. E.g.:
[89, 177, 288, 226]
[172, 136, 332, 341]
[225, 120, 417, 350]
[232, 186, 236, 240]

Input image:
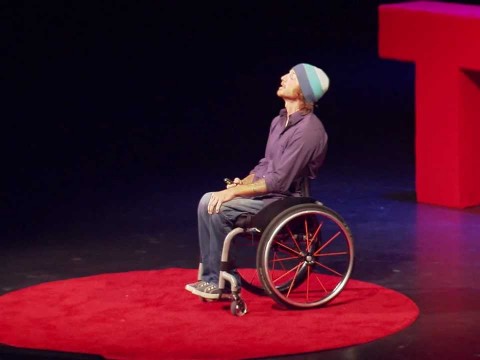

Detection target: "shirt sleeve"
[250, 158, 268, 177]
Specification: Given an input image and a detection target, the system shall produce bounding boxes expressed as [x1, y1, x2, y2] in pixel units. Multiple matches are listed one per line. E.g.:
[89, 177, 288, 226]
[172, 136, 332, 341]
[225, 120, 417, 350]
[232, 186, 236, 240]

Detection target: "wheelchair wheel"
[257, 203, 354, 309]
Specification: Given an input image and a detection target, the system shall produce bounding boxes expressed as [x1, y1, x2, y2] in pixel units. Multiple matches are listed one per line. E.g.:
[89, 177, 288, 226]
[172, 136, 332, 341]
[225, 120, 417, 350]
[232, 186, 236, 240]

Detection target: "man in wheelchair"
[186, 63, 330, 300]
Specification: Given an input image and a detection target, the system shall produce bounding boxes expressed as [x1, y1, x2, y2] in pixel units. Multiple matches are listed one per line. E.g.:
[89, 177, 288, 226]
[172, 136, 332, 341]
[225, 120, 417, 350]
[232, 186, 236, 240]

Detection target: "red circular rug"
[0, 268, 418, 360]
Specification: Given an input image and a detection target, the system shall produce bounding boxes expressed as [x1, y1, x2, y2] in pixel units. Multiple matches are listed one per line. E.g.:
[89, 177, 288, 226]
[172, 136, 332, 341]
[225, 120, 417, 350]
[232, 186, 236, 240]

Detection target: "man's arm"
[241, 174, 255, 185]
[226, 173, 255, 188]
[231, 178, 267, 197]
[207, 178, 267, 214]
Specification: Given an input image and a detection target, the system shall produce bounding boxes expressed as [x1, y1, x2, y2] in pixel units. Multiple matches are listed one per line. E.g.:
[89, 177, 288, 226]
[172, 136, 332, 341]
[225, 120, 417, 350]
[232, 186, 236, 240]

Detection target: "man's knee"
[198, 192, 213, 214]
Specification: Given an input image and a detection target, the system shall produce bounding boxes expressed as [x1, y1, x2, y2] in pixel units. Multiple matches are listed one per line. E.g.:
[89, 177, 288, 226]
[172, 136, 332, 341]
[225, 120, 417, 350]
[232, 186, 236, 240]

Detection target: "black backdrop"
[2, 1, 474, 241]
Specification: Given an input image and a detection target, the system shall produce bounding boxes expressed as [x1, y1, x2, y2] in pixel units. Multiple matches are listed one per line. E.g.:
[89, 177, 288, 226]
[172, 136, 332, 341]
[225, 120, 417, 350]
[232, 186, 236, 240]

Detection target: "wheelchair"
[196, 178, 355, 316]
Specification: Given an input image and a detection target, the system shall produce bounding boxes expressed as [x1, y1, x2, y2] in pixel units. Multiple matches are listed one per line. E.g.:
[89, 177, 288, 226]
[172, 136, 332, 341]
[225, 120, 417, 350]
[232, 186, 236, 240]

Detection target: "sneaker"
[185, 280, 208, 293]
[192, 282, 222, 300]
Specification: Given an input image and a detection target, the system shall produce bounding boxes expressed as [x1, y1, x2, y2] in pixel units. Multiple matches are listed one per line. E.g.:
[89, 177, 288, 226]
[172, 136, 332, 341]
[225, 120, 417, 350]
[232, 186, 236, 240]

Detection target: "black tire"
[257, 203, 354, 309]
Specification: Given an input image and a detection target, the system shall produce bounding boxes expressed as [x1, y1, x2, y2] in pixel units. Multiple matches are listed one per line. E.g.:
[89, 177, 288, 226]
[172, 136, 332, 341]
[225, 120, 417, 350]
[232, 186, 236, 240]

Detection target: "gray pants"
[197, 192, 264, 284]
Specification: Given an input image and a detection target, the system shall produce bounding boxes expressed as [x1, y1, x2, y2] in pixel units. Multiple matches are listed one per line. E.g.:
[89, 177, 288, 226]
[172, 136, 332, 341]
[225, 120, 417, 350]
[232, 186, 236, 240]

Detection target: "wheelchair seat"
[234, 196, 317, 231]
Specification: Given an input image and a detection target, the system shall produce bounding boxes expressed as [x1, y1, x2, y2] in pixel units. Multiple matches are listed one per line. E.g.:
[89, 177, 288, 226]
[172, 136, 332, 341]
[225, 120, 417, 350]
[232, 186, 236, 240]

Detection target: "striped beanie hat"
[293, 63, 330, 103]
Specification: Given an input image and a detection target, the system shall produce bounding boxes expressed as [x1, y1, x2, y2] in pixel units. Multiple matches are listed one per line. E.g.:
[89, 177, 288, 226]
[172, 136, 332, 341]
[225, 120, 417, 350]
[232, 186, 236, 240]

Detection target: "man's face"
[277, 69, 301, 100]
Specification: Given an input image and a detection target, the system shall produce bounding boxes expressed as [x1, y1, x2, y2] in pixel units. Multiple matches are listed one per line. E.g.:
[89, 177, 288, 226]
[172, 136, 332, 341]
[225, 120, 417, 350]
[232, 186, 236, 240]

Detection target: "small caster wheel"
[230, 300, 247, 316]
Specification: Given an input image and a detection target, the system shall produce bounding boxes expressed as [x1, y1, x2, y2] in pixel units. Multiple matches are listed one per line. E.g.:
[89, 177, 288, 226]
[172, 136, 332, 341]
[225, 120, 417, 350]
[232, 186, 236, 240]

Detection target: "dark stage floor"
[1, 147, 479, 360]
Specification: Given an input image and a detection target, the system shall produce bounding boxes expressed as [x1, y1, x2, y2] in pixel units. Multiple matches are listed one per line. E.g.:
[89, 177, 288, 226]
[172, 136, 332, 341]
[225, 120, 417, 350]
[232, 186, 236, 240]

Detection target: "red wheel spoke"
[270, 255, 301, 262]
[313, 231, 341, 256]
[314, 273, 329, 293]
[318, 251, 348, 257]
[269, 252, 288, 278]
[310, 221, 323, 244]
[286, 264, 302, 298]
[271, 252, 281, 272]
[304, 218, 311, 252]
[313, 260, 343, 277]
[246, 272, 259, 284]
[286, 226, 302, 252]
[273, 239, 303, 257]
[271, 262, 302, 285]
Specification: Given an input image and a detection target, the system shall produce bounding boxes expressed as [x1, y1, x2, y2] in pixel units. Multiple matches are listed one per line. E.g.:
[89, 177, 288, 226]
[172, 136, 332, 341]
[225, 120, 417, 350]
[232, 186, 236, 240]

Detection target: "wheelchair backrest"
[300, 177, 311, 197]
[289, 177, 311, 198]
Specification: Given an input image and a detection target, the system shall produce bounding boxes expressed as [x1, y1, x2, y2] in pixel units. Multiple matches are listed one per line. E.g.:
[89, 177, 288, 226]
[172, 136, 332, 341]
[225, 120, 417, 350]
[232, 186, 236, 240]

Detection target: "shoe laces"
[204, 283, 218, 292]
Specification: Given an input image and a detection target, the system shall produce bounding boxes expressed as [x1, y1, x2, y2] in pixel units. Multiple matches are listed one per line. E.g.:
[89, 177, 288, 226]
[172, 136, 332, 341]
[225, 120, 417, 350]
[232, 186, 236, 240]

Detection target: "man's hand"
[226, 177, 243, 188]
[208, 188, 236, 214]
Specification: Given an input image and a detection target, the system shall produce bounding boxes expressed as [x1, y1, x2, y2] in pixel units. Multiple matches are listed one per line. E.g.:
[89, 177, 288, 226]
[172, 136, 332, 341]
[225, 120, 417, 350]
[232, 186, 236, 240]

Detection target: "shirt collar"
[279, 108, 308, 127]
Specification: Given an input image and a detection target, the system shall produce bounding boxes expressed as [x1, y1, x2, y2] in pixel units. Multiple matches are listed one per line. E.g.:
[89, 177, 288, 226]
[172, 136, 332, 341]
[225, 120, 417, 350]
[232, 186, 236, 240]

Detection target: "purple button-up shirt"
[250, 109, 328, 202]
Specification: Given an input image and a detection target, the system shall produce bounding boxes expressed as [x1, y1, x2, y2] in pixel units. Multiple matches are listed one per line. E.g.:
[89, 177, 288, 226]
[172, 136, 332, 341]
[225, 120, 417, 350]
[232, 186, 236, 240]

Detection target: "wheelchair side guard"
[249, 197, 317, 231]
